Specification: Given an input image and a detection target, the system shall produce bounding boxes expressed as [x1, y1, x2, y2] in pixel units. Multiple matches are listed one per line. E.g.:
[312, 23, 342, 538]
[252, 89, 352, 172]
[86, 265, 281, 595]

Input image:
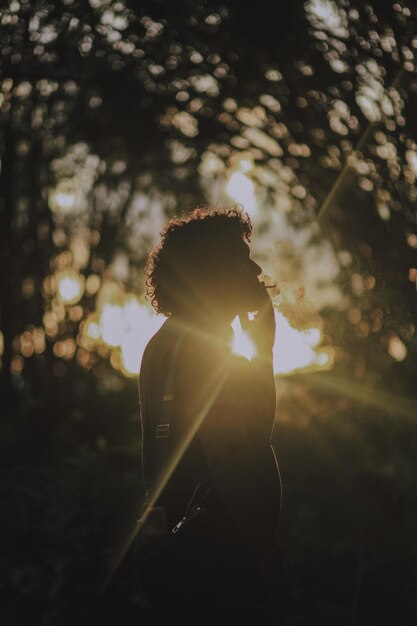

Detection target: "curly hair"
[146, 205, 253, 316]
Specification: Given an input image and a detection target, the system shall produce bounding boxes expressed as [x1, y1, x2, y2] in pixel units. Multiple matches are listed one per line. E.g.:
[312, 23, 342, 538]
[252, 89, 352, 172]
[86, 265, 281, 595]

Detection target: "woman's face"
[215, 237, 265, 315]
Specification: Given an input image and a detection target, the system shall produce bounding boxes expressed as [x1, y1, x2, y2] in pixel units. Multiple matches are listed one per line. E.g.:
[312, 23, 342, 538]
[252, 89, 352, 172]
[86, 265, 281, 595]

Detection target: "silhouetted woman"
[138, 206, 282, 624]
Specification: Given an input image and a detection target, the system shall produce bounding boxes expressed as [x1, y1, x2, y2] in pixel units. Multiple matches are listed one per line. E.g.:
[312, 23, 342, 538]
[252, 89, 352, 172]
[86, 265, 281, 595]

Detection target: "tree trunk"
[0, 124, 15, 408]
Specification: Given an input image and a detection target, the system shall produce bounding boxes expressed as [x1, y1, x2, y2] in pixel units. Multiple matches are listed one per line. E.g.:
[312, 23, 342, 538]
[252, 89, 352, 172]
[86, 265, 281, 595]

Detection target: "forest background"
[1, 1, 417, 624]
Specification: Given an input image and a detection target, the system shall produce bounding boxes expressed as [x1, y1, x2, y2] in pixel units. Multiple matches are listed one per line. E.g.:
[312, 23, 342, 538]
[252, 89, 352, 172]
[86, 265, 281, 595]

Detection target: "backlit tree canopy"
[1, 0, 416, 393]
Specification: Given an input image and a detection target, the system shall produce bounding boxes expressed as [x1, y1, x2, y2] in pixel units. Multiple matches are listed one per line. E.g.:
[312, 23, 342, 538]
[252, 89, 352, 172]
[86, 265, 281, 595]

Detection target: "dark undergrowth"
[1, 372, 417, 626]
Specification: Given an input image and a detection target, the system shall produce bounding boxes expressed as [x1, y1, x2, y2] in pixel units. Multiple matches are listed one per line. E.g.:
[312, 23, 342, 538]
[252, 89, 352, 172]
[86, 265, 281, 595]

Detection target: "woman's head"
[146, 205, 263, 319]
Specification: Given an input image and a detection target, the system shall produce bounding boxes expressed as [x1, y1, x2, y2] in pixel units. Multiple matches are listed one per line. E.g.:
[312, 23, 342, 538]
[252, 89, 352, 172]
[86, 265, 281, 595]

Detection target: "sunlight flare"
[85, 317, 100, 341]
[91, 283, 166, 375]
[231, 311, 332, 374]
[55, 269, 85, 305]
[100, 304, 125, 347]
[48, 178, 86, 216]
[231, 316, 256, 360]
[388, 336, 407, 362]
[119, 298, 165, 375]
[273, 310, 333, 375]
[225, 155, 258, 217]
[83, 280, 333, 378]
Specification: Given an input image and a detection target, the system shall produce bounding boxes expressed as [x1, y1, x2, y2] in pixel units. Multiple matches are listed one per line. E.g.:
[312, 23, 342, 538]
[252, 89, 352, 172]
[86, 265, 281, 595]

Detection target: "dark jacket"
[139, 316, 281, 560]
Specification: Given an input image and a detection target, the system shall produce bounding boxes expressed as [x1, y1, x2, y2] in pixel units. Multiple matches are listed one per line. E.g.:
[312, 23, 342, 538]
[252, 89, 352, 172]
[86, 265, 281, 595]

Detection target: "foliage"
[1, 1, 417, 624]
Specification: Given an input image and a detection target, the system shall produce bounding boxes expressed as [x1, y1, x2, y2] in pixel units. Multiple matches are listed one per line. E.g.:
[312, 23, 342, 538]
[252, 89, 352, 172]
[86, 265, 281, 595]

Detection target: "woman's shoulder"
[141, 318, 176, 361]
